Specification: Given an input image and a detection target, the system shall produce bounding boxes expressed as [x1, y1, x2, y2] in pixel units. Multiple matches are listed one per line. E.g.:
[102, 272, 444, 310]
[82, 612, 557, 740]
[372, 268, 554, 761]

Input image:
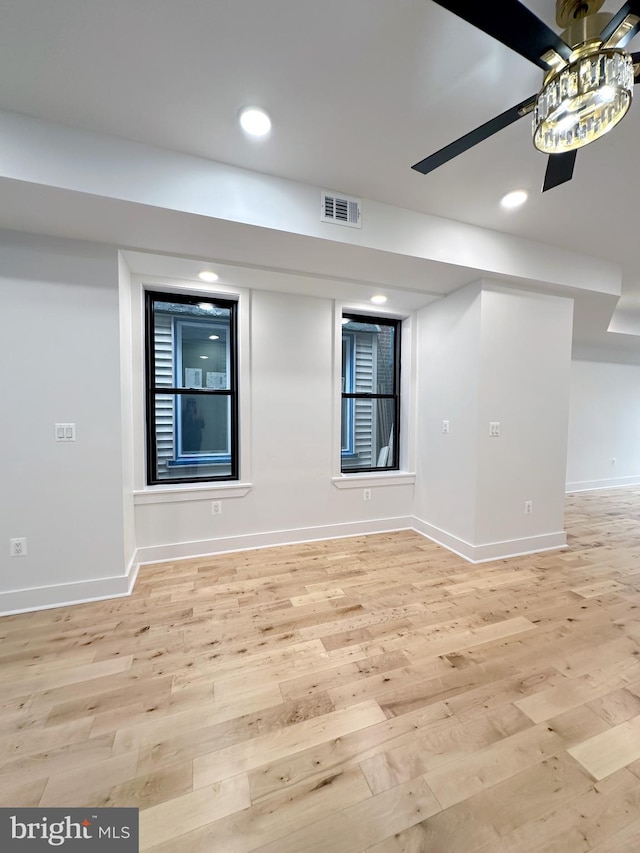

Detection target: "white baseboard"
[1, 512, 570, 615]
[136, 516, 415, 565]
[0, 552, 140, 617]
[411, 518, 567, 563]
[566, 476, 640, 493]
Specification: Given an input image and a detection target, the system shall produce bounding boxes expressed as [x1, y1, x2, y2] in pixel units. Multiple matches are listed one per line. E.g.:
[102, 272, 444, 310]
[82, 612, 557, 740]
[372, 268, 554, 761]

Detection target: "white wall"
[0, 110, 621, 300]
[567, 359, 640, 490]
[414, 282, 482, 545]
[133, 287, 415, 562]
[0, 235, 416, 612]
[5, 227, 633, 614]
[118, 253, 137, 571]
[414, 282, 573, 560]
[475, 287, 573, 546]
[0, 231, 131, 613]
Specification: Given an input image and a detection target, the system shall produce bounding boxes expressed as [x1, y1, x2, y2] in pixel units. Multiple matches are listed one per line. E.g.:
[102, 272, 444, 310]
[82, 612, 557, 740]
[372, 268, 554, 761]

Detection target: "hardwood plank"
[2, 655, 134, 700]
[251, 777, 441, 853]
[39, 750, 140, 806]
[366, 798, 500, 853]
[568, 713, 640, 779]
[359, 707, 527, 795]
[248, 700, 453, 803]
[514, 659, 640, 724]
[588, 687, 640, 726]
[0, 717, 94, 760]
[193, 700, 386, 787]
[145, 765, 372, 853]
[0, 733, 115, 790]
[1, 489, 640, 851]
[459, 751, 594, 836]
[589, 815, 640, 852]
[473, 768, 640, 853]
[0, 777, 47, 808]
[140, 773, 251, 850]
[423, 722, 566, 808]
[135, 692, 335, 777]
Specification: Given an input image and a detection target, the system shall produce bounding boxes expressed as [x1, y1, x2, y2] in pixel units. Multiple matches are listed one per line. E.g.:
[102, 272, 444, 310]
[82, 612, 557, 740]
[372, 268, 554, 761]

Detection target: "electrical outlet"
[363, 489, 372, 501]
[524, 501, 533, 515]
[489, 422, 500, 437]
[442, 420, 450, 434]
[211, 501, 222, 515]
[10, 538, 27, 557]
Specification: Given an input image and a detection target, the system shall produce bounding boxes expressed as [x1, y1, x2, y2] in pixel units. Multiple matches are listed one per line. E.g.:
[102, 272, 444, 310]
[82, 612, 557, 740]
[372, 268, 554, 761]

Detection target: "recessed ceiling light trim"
[500, 190, 528, 209]
[198, 270, 219, 283]
[239, 106, 272, 137]
[370, 295, 388, 305]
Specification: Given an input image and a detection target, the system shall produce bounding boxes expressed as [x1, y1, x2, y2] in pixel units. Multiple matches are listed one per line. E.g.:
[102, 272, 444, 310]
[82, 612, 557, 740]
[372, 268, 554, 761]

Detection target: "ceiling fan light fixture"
[596, 84, 617, 104]
[533, 49, 633, 154]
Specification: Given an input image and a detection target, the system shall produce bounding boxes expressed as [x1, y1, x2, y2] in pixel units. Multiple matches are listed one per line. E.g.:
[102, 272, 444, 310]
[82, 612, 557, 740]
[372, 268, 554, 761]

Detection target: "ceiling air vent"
[321, 191, 362, 228]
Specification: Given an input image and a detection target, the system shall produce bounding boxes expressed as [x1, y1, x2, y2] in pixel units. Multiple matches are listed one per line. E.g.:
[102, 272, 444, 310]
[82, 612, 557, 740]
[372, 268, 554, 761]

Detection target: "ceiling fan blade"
[431, 0, 571, 70]
[412, 95, 536, 175]
[599, 2, 640, 48]
[542, 151, 577, 192]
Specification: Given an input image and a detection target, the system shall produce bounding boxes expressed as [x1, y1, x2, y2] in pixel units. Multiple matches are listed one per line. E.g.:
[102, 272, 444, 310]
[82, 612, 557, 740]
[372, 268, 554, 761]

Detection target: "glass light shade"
[533, 50, 633, 153]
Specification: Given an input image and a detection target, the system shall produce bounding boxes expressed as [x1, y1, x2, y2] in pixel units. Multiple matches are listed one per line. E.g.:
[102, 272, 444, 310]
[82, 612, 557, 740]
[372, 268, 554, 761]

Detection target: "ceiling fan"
[412, 0, 640, 191]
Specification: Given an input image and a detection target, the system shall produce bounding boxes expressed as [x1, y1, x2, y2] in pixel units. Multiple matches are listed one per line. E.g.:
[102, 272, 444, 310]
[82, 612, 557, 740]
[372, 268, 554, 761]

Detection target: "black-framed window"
[341, 313, 400, 473]
[145, 290, 238, 484]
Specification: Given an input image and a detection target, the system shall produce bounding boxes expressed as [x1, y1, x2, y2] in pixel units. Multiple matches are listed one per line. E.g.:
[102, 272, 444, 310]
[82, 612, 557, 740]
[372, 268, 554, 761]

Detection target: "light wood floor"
[3, 490, 640, 851]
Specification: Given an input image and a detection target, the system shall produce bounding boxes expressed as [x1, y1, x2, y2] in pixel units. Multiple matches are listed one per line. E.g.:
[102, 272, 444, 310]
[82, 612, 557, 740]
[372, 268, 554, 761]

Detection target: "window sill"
[332, 472, 415, 489]
[133, 482, 252, 505]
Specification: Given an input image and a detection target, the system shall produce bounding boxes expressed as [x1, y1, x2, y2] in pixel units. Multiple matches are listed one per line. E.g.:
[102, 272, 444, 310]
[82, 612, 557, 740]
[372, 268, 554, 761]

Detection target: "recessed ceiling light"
[209, 334, 220, 340]
[370, 295, 387, 305]
[239, 107, 271, 137]
[198, 270, 219, 283]
[500, 190, 528, 209]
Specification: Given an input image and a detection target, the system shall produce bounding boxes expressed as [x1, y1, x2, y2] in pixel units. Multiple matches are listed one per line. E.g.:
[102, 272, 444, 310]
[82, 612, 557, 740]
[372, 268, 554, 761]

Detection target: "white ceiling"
[0, 0, 639, 354]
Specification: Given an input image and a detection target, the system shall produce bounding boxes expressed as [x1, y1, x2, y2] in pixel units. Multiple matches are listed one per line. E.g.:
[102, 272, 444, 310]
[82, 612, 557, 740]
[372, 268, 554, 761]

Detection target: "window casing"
[341, 313, 400, 473]
[145, 290, 238, 484]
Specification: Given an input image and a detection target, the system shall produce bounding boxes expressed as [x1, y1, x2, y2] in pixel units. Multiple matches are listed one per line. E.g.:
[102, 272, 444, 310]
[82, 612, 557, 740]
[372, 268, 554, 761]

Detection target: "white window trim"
[133, 482, 252, 505]
[332, 301, 416, 483]
[332, 472, 415, 489]
[131, 274, 252, 494]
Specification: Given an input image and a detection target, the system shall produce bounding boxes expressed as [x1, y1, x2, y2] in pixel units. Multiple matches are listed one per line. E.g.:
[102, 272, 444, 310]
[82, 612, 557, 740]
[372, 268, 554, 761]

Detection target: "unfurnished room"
[2, 1, 640, 851]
